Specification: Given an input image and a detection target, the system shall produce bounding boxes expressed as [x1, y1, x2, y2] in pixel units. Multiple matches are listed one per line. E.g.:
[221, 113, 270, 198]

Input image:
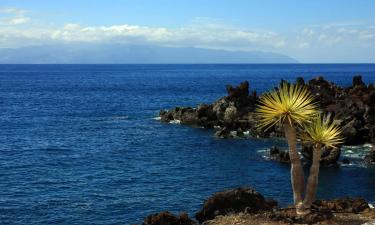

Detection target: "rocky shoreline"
[159, 76, 375, 165]
[137, 187, 375, 225]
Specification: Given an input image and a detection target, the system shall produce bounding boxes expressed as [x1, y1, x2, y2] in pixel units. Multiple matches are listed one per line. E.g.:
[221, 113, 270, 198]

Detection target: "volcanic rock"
[143, 211, 196, 225]
[195, 187, 277, 224]
[269, 146, 290, 163]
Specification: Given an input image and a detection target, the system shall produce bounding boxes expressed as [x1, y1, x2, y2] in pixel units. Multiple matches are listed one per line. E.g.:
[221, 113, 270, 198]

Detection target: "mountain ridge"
[0, 44, 298, 64]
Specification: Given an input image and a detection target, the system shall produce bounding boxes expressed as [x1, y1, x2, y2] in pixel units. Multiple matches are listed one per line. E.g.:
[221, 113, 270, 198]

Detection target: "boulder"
[342, 158, 350, 164]
[342, 119, 365, 145]
[214, 127, 230, 138]
[143, 212, 196, 225]
[212, 97, 231, 121]
[269, 146, 290, 163]
[364, 146, 375, 165]
[195, 187, 277, 224]
[223, 105, 238, 124]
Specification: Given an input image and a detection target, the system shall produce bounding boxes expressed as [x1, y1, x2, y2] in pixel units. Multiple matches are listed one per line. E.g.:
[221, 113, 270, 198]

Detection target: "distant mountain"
[0, 44, 298, 64]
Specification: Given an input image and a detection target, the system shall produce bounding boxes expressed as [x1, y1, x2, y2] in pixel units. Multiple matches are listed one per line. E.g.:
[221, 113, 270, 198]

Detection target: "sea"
[0, 64, 375, 224]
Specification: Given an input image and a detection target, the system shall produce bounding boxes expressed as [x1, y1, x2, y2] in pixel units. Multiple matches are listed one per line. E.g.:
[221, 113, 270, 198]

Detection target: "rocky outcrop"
[139, 188, 373, 225]
[142, 212, 196, 225]
[268, 145, 342, 166]
[195, 187, 277, 224]
[159, 76, 375, 145]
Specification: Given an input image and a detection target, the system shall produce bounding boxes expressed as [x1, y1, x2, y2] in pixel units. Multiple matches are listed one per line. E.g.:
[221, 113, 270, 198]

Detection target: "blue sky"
[1, 0, 375, 62]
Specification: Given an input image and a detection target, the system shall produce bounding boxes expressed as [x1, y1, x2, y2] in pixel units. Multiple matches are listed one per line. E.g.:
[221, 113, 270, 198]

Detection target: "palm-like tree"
[255, 83, 318, 215]
[300, 114, 343, 210]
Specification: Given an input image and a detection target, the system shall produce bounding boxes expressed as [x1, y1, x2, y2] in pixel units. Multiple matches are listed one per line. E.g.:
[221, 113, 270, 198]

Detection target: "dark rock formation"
[195, 187, 277, 224]
[138, 189, 372, 224]
[342, 158, 350, 164]
[268, 145, 342, 166]
[313, 198, 370, 213]
[142, 211, 196, 225]
[353, 75, 366, 87]
[301, 144, 341, 166]
[364, 146, 375, 164]
[159, 76, 375, 145]
[269, 146, 290, 163]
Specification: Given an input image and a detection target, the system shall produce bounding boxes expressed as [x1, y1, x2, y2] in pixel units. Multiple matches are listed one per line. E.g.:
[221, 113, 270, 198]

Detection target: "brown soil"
[204, 209, 375, 225]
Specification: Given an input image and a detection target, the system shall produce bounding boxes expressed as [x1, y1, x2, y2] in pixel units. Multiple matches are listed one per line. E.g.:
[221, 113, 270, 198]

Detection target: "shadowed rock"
[269, 146, 290, 163]
[364, 146, 375, 165]
[301, 144, 341, 166]
[195, 187, 277, 224]
[142, 212, 196, 225]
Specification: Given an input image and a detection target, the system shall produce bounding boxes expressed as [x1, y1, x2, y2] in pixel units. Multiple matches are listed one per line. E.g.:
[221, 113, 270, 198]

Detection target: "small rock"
[364, 146, 375, 165]
[269, 146, 290, 163]
[142, 211, 196, 225]
[342, 158, 350, 164]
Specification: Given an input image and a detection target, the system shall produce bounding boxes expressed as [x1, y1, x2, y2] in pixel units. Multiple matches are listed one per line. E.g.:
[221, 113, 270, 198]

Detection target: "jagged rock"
[195, 187, 277, 224]
[301, 144, 341, 166]
[269, 146, 290, 163]
[364, 146, 375, 164]
[296, 77, 305, 86]
[226, 81, 249, 100]
[214, 127, 231, 138]
[223, 105, 238, 124]
[159, 109, 174, 122]
[353, 75, 366, 87]
[142, 212, 196, 225]
[342, 119, 363, 145]
[313, 198, 370, 213]
[159, 77, 375, 145]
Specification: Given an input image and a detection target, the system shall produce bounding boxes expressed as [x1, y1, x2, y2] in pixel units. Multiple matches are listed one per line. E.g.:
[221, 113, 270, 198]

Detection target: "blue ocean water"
[0, 64, 375, 225]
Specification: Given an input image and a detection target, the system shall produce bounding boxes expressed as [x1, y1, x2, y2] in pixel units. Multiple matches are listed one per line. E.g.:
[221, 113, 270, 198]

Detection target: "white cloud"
[0, 16, 286, 51]
[296, 23, 375, 48]
[0, 7, 30, 26]
[298, 42, 310, 48]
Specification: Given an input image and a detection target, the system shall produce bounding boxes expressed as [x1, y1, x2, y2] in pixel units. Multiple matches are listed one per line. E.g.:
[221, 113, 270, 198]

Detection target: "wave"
[169, 119, 181, 124]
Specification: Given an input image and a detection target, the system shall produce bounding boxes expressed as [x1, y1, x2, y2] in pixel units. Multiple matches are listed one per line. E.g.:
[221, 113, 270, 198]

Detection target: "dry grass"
[204, 211, 375, 225]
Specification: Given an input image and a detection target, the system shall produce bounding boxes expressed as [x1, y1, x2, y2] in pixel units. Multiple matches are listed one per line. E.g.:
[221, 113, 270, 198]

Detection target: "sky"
[0, 0, 375, 63]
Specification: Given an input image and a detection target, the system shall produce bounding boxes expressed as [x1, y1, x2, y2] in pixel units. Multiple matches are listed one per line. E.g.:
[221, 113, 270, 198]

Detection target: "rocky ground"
[159, 75, 375, 166]
[138, 187, 375, 225]
[205, 211, 375, 225]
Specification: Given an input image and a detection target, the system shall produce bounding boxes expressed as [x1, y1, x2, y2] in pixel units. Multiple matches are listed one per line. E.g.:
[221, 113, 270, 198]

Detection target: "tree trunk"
[303, 143, 322, 210]
[283, 122, 305, 214]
